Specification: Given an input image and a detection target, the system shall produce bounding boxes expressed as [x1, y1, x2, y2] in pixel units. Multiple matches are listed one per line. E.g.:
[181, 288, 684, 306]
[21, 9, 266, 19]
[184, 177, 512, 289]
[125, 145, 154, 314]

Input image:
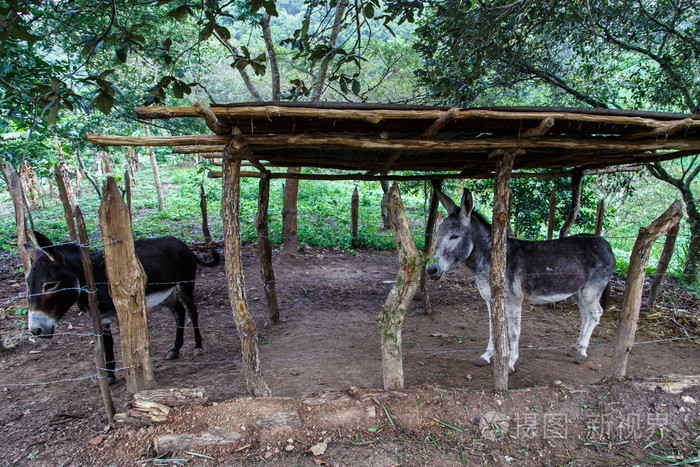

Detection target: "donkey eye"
[449, 234, 460, 240]
[41, 281, 60, 294]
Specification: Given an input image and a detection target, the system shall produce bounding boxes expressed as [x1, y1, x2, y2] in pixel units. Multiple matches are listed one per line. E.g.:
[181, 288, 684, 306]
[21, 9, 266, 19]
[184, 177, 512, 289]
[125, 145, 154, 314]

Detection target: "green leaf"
[351, 79, 361, 94]
[94, 91, 114, 115]
[364, 3, 374, 19]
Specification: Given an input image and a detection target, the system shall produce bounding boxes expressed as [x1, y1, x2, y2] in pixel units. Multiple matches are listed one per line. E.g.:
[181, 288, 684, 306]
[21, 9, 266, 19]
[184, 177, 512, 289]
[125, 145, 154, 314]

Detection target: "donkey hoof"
[474, 356, 490, 367]
[574, 354, 587, 364]
[566, 346, 579, 358]
[107, 376, 117, 386]
[166, 350, 180, 360]
[193, 347, 204, 356]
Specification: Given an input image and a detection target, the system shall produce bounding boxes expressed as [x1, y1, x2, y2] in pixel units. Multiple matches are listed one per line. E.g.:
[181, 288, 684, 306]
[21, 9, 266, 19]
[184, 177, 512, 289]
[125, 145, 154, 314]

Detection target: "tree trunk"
[491, 151, 515, 392]
[256, 172, 280, 323]
[380, 180, 391, 231]
[559, 170, 583, 238]
[200, 184, 212, 245]
[144, 125, 165, 211]
[99, 176, 155, 393]
[610, 200, 683, 379]
[1, 162, 31, 278]
[419, 186, 440, 314]
[379, 183, 423, 390]
[281, 168, 300, 255]
[222, 136, 271, 397]
[547, 189, 556, 240]
[74, 206, 116, 424]
[77, 149, 102, 198]
[310, 0, 349, 101]
[351, 186, 359, 247]
[54, 163, 78, 241]
[646, 222, 680, 307]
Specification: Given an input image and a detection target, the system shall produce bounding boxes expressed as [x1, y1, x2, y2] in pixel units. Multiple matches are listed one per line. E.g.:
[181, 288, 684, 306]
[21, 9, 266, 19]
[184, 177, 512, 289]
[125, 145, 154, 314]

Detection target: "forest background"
[0, 0, 698, 287]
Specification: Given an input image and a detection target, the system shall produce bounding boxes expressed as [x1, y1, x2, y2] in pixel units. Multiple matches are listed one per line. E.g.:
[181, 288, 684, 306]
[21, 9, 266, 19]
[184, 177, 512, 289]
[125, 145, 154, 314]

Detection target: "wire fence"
[1, 334, 697, 390]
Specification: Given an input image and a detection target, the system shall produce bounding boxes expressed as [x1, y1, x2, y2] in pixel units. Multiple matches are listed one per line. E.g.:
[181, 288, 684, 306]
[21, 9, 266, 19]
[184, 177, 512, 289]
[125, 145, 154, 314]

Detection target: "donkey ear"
[460, 189, 474, 219]
[433, 184, 459, 216]
[33, 231, 61, 264]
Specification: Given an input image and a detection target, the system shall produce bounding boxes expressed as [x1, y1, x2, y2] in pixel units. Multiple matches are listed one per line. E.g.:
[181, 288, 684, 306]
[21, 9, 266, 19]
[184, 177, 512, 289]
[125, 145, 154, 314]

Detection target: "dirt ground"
[1, 244, 698, 465]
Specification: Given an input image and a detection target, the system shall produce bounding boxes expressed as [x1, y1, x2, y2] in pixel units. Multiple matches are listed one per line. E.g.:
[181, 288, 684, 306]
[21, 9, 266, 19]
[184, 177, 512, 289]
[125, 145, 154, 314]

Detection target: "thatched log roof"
[87, 102, 700, 180]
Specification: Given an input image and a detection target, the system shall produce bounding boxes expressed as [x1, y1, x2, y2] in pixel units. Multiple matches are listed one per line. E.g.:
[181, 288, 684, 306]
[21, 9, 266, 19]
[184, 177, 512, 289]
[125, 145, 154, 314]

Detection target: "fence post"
[200, 183, 212, 245]
[379, 183, 424, 390]
[54, 162, 78, 241]
[419, 184, 440, 314]
[99, 176, 155, 393]
[547, 189, 556, 240]
[351, 186, 359, 246]
[74, 206, 115, 424]
[559, 170, 583, 238]
[491, 150, 515, 392]
[256, 171, 280, 323]
[222, 136, 271, 396]
[595, 199, 605, 236]
[610, 200, 683, 379]
[646, 223, 680, 307]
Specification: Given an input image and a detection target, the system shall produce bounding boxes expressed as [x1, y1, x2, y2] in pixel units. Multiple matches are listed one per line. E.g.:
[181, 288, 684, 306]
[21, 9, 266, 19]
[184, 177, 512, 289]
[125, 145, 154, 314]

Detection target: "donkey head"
[426, 187, 476, 280]
[26, 232, 81, 338]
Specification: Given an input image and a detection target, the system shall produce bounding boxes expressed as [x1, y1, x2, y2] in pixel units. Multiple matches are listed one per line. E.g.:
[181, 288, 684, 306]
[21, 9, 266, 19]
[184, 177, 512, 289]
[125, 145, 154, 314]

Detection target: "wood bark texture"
[256, 173, 280, 323]
[595, 199, 605, 236]
[281, 167, 300, 255]
[379, 183, 423, 390]
[222, 136, 271, 396]
[351, 187, 359, 246]
[491, 151, 515, 392]
[559, 170, 583, 238]
[54, 163, 78, 241]
[99, 176, 155, 393]
[419, 186, 440, 314]
[610, 200, 683, 379]
[74, 206, 116, 424]
[646, 222, 680, 307]
[199, 184, 212, 245]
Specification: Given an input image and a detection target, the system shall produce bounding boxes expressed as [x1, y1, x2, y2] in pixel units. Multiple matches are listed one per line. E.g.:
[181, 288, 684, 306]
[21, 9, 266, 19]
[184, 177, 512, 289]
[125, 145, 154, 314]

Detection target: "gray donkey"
[426, 187, 615, 372]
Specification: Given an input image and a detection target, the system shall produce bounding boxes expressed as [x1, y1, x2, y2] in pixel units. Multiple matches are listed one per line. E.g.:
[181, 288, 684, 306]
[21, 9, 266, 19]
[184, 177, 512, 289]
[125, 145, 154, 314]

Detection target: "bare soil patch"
[1, 245, 698, 465]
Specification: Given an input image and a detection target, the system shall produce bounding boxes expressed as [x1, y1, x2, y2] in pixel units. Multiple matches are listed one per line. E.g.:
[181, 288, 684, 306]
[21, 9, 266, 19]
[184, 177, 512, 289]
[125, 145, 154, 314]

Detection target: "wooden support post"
[200, 184, 212, 245]
[547, 189, 557, 240]
[256, 172, 280, 323]
[351, 187, 359, 246]
[54, 163, 78, 241]
[491, 151, 515, 392]
[1, 162, 32, 278]
[222, 136, 271, 396]
[610, 200, 683, 379]
[379, 183, 424, 390]
[99, 176, 155, 393]
[559, 170, 583, 238]
[74, 206, 115, 424]
[595, 199, 605, 236]
[646, 222, 680, 307]
[419, 183, 440, 314]
[281, 168, 300, 256]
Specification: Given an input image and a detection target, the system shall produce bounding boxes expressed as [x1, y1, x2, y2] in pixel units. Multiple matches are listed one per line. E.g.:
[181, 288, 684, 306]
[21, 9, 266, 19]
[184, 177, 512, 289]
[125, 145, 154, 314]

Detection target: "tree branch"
[212, 30, 263, 101]
[261, 13, 280, 102]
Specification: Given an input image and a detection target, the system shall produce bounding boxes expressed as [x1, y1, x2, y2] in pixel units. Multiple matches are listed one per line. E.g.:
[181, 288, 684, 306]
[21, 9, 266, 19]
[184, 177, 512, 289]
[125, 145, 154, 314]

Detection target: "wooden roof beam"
[193, 101, 232, 135]
[623, 118, 694, 140]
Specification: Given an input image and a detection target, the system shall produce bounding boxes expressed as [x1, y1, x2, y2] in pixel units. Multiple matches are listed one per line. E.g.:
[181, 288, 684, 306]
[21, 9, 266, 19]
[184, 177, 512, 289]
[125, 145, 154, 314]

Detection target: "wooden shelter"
[87, 102, 699, 394]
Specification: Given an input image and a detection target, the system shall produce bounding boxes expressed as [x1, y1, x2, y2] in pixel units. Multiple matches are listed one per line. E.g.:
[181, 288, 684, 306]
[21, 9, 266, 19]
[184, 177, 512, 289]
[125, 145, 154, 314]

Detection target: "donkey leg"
[165, 297, 187, 360]
[178, 285, 203, 356]
[475, 303, 494, 367]
[506, 303, 522, 373]
[103, 324, 117, 385]
[570, 293, 603, 363]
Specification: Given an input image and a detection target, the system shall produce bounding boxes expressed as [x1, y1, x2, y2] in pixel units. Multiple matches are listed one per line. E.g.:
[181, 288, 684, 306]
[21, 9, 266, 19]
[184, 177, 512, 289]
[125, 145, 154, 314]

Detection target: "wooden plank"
[221, 136, 271, 396]
[610, 200, 683, 379]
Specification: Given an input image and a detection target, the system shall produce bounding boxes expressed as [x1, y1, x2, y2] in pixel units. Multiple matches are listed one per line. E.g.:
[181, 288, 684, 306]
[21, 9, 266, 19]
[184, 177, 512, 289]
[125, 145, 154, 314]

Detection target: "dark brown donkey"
[26, 231, 219, 383]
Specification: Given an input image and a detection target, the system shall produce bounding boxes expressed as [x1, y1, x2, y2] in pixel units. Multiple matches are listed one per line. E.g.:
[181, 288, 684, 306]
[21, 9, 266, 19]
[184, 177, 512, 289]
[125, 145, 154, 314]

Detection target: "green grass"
[0, 161, 694, 286]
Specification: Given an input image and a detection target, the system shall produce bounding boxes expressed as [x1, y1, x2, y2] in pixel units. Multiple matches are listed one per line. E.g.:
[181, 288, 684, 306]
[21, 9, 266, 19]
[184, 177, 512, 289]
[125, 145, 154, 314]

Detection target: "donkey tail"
[600, 282, 612, 311]
[195, 249, 220, 267]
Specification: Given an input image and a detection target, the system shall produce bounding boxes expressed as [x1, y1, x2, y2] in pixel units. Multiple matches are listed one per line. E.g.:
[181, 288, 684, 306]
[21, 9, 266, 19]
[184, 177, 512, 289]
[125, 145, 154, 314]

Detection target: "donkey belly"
[524, 292, 573, 305]
[146, 287, 177, 308]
